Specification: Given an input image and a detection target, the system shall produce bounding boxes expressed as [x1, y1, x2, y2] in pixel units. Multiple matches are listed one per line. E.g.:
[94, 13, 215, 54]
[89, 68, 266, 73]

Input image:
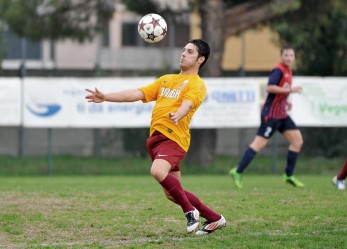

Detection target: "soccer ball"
[138, 13, 167, 43]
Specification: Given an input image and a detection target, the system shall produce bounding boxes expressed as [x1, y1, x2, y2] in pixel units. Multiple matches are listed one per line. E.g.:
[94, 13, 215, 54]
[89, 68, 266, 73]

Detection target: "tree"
[269, 0, 347, 76]
[0, 0, 115, 41]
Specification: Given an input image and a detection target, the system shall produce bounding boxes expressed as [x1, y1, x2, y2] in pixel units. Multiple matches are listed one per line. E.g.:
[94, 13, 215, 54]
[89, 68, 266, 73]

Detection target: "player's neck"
[180, 68, 199, 75]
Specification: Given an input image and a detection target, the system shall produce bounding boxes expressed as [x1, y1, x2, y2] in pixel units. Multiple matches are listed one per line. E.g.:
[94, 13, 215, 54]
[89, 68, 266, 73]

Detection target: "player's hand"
[291, 86, 303, 93]
[85, 87, 106, 103]
[169, 112, 179, 125]
[286, 102, 292, 110]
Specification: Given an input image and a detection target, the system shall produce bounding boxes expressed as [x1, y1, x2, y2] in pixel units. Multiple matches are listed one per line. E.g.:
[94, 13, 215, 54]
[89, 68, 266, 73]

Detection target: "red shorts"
[146, 131, 186, 172]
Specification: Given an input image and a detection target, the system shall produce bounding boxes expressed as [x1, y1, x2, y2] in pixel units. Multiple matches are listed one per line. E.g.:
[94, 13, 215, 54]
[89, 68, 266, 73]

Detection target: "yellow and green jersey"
[139, 74, 206, 151]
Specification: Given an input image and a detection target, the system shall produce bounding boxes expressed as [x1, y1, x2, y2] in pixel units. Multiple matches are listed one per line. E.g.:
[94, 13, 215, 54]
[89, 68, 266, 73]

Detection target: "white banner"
[22, 77, 261, 128]
[0, 76, 342, 128]
[191, 78, 260, 128]
[292, 77, 347, 126]
[0, 78, 21, 125]
[23, 77, 154, 128]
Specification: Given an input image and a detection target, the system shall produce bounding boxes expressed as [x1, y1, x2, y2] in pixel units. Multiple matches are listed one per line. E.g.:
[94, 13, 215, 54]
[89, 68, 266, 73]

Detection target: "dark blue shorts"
[256, 115, 298, 139]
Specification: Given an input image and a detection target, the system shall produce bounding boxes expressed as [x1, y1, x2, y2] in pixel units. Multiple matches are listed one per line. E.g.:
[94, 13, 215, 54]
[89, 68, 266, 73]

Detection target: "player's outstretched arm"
[85, 88, 144, 103]
[266, 85, 303, 94]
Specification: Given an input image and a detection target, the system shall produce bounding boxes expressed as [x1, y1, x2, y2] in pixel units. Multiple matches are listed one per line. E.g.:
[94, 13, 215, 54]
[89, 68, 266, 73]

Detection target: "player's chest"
[158, 79, 190, 100]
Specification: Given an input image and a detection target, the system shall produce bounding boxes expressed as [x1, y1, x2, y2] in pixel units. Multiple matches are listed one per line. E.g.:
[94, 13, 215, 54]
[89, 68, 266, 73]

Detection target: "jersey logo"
[178, 80, 189, 89]
[159, 87, 181, 99]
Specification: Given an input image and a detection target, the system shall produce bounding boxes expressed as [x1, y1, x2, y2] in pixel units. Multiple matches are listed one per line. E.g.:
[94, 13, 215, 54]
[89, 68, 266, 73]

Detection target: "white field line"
[1, 228, 346, 248]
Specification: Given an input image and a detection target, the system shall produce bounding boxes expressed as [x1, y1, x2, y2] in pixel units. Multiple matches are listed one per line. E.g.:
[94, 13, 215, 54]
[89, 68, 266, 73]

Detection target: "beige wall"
[191, 9, 280, 72]
[55, 39, 98, 69]
[223, 28, 280, 72]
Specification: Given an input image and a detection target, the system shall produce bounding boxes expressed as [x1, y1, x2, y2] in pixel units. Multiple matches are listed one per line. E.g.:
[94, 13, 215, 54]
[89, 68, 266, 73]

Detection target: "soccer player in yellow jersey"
[85, 39, 226, 235]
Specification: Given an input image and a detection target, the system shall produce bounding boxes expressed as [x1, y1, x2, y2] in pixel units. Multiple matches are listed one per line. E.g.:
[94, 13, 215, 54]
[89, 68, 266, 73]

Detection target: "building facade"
[1, 0, 280, 76]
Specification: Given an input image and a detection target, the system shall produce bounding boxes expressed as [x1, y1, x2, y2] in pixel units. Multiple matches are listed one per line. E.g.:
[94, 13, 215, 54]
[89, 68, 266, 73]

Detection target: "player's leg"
[151, 159, 199, 233]
[281, 118, 304, 187]
[147, 132, 200, 233]
[229, 116, 276, 188]
[337, 159, 347, 180]
[164, 173, 222, 222]
[229, 136, 269, 188]
[163, 171, 226, 235]
[332, 159, 347, 190]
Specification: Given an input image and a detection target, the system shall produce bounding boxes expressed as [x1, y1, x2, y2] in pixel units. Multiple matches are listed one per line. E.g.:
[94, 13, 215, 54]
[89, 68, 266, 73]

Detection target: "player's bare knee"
[291, 139, 303, 151]
[296, 137, 304, 149]
[150, 167, 159, 179]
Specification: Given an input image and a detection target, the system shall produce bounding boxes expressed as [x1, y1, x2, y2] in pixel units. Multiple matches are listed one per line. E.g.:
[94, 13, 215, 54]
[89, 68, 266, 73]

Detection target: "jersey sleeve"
[183, 79, 206, 108]
[268, 68, 283, 86]
[138, 77, 163, 103]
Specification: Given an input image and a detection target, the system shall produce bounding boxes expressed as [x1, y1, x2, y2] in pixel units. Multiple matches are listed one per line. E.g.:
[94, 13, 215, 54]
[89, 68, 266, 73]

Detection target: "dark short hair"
[281, 45, 294, 55]
[189, 39, 210, 68]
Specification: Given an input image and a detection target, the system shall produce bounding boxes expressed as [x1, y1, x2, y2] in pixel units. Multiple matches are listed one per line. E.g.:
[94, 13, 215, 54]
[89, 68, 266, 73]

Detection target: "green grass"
[0, 155, 344, 176]
[0, 175, 346, 248]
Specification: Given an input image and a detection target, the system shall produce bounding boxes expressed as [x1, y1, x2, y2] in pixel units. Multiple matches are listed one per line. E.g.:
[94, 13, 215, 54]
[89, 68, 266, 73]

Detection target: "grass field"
[0, 174, 346, 248]
[0, 155, 345, 176]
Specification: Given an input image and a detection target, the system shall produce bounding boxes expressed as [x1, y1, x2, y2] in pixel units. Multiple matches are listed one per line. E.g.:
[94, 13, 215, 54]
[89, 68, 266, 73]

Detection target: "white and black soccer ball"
[138, 13, 167, 43]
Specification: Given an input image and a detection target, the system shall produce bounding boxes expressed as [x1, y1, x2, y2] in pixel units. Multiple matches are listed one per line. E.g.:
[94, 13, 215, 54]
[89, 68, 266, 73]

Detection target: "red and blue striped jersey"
[261, 63, 292, 119]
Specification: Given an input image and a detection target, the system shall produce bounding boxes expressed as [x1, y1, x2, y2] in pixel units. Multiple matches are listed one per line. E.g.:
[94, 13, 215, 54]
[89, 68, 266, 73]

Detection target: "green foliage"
[0, 0, 115, 41]
[301, 128, 347, 158]
[270, 0, 347, 76]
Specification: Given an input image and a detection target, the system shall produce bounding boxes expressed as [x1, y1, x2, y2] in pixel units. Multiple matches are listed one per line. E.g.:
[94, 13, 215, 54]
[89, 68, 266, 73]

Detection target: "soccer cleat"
[332, 176, 346, 190]
[195, 215, 226, 236]
[283, 174, 304, 188]
[185, 208, 200, 233]
[229, 167, 243, 189]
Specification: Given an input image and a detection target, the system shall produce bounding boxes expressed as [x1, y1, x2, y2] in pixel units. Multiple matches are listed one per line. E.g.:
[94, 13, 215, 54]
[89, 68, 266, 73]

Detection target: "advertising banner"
[0, 78, 21, 126]
[191, 78, 260, 128]
[292, 77, 347, 126]
[23, 77, 261, 128]
[23, 77, 154, 128]
[11, 76, 347, 128]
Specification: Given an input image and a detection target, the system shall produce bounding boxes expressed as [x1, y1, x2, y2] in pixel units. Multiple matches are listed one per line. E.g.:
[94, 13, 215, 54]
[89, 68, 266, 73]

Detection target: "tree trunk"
[186, 0, 225, 167]
[225, 0, 298, 36]
[186, 129, 217, 167]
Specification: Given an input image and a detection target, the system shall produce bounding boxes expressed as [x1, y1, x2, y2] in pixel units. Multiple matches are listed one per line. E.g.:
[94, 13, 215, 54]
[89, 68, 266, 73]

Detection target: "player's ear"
[198, 56, 205, 65]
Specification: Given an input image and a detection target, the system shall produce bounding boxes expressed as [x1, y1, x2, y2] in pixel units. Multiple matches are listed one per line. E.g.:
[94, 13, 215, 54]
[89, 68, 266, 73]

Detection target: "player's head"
[280, 45, 295, 67]
[189, 39, 210, 68]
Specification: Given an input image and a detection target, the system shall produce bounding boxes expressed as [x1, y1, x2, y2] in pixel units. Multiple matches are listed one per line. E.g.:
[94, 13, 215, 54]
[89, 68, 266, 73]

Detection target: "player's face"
[281, 49, 295, 67]
[179, 43, 203, 70]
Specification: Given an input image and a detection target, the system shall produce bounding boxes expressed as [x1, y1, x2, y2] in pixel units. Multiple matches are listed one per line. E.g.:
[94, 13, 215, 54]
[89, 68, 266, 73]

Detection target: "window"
[3, 31, 41, 60]
[174, 24, 190, 47]
[122, 23, 141, 46]
[102, 27, 110, 47]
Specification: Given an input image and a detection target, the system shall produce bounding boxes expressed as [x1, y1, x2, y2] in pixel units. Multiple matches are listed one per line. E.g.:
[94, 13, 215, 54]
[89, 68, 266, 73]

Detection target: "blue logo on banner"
[27, 104, 61, 117]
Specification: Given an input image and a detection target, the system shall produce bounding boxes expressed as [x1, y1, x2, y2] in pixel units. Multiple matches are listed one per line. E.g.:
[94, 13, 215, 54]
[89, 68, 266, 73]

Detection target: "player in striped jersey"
[229, 45, 305, 189]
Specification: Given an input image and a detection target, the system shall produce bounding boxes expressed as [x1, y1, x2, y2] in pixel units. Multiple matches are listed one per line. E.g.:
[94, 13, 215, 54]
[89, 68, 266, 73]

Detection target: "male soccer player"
[85, 39, 226, 235]
[332, 159, 347, 190]
[229, 45, 304, 189]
